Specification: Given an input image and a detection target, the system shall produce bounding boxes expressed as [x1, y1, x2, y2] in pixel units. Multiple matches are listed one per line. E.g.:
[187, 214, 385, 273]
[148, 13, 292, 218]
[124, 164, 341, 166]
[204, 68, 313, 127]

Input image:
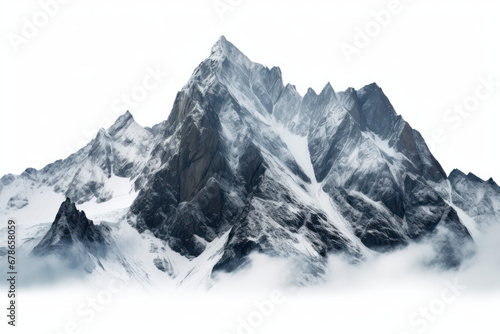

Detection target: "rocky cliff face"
[31, 198, 110, 271]
[448, 169, 500, 228]
[129, 36, 475, 274]
[2, 37, 496, 284]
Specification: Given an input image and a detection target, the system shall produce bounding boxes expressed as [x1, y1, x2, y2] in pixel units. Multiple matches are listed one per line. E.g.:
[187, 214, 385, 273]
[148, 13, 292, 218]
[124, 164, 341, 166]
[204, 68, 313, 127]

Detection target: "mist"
[2, 222, 499, 334]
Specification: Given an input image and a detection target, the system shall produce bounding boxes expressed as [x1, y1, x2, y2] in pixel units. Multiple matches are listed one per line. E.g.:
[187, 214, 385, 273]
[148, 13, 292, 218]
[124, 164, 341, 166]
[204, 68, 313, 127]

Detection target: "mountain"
[28, 197, 179, 281]
[31, 198, 110, 270]
[1, 36, 498, 286]
[129, 36, 473, 274]
[0, 111, 155, 211]
[448, 169, 500, 228]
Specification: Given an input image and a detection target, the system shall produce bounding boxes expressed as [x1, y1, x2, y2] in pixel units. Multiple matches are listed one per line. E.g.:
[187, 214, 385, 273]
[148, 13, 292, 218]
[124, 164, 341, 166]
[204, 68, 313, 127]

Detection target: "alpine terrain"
[1, 37, 498, 287]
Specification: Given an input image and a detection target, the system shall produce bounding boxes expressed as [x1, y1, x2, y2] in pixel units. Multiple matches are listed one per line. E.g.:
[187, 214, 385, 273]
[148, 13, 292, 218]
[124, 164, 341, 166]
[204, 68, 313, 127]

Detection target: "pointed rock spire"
[108, 110, 136, 136]
[31, 198, 108, 257]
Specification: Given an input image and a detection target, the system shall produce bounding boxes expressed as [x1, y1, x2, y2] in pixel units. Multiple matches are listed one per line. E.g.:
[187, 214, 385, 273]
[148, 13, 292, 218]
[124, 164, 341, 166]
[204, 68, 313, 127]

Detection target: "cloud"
[3, 223, 499, 334]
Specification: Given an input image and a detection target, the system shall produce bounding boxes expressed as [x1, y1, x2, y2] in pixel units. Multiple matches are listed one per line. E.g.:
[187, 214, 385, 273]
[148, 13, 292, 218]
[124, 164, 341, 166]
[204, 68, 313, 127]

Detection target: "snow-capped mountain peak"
[1, 37, 498, 287]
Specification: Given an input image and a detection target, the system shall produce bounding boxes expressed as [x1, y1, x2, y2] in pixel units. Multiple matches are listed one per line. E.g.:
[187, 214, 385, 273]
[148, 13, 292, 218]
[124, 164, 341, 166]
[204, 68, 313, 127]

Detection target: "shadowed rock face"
[6, 37, 497, 284]
[128, 36, 475, 274]
[131, 102, 237, 257]
[32, 198, 109, 259]
[299, 82, 457, 250]
[448, 169, 500, 227]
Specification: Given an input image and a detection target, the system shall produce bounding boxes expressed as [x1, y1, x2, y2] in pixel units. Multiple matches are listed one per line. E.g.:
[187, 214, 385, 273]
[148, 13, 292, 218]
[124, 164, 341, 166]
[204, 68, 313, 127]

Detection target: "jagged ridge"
[2, 36, 498, 285]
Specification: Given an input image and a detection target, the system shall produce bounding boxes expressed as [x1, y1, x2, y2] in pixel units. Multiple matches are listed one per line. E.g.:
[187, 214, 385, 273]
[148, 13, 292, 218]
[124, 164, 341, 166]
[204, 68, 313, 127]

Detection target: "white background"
[1, 2, 500, 333]
[1, 0, 499, 182]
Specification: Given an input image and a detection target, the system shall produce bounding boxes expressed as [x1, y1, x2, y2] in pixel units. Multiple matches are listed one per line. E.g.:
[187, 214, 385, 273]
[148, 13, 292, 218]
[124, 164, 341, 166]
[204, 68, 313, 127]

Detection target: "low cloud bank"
[3, 223, 499, 334]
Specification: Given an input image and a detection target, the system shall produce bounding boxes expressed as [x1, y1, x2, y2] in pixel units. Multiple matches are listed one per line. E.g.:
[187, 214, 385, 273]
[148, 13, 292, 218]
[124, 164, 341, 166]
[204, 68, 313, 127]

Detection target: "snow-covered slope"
[448, 169, 500, 229]
[129, 36, 476, 280]
[1, 36, 497, 287]
[0, 111, 157, 227]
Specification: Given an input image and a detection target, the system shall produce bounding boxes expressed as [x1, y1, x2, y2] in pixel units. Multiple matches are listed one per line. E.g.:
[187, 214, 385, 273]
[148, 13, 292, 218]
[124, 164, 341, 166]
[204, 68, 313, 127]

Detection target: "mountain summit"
[129, 37, 475, 274]
[31, 198, 110, 272]
[1, 37, 498, 285]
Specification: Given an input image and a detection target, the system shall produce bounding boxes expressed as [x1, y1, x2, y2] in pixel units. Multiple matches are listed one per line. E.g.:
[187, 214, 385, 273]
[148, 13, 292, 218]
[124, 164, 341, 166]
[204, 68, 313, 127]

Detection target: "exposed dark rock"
[31, 198, 109, 260]
[3, 37, 488, 282]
